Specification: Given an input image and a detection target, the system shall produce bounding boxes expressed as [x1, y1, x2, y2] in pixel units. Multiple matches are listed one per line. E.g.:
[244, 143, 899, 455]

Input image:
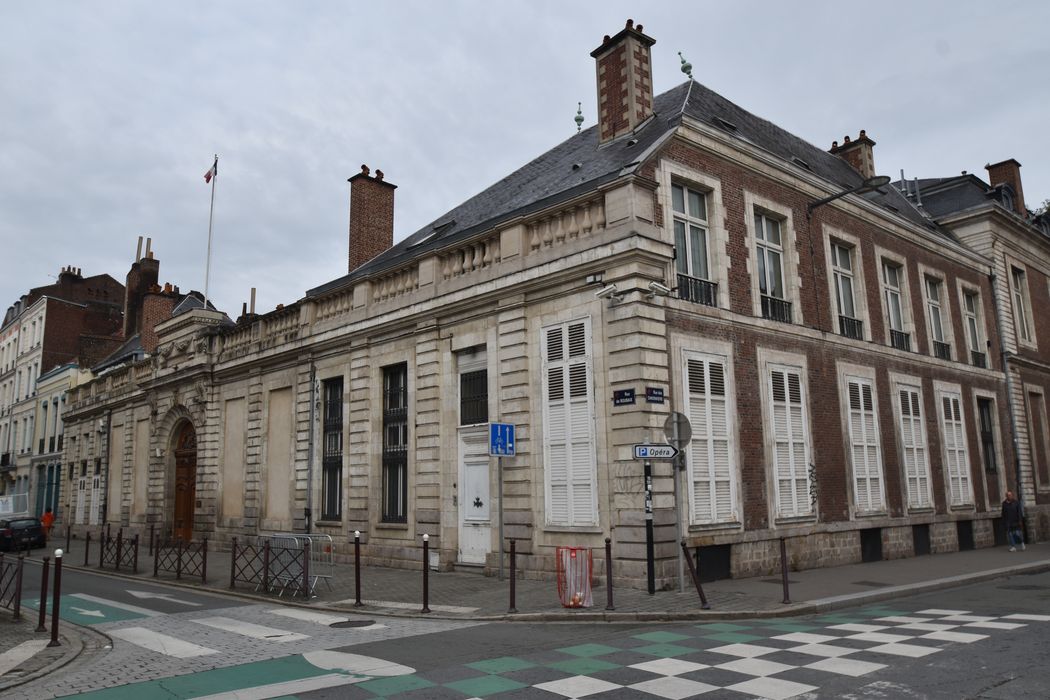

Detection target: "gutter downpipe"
[989, 260, 1026, 515]
[305, 361, 316, 534]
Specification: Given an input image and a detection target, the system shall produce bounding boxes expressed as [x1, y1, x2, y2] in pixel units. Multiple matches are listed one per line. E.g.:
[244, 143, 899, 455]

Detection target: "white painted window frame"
[743, 192, 802, 324]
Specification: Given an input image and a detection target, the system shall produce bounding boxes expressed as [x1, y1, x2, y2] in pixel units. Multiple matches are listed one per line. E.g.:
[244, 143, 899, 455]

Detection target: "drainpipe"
[989, 260, 1026, 513]
[305, 361, 316, 533]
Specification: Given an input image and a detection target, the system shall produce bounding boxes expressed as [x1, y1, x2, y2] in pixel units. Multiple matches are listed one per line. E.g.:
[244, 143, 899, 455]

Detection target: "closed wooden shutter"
[770, 367, 812, 517]
[685, 354, 735, 524]
[542, 320, 597, 526]
[940, 393, 972, 506]
[847, 379, 884, 512]
[898, 387, 931, 508]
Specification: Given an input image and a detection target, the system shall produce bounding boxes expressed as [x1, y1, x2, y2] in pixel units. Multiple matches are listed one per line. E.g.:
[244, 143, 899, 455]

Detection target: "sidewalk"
[22, 535, 1050, 622]
[0, 610, 91, 694]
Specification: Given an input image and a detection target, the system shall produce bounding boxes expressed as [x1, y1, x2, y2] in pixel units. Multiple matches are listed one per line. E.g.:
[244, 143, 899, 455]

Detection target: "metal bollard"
[301, 540, 310, 599]
[36, 556, 50, 632]
[202, 538, 209, 584]
[48, 550, 63, 647]
[13, 555, 24, 620]
[421, 534, 430, 614]
[132, 535, 140, 574]
[680, 540, 711, 610]
[98, 530, 105, 568]
[149, 523, 155, 556]
[176, 539, 184, 580]
[779, 537, 791, 604]
[262, 541, 271, 592]
[229, 537, 238, 590]
[354, 531, 362, 607]
[604, 537, 615, 611]
[65, 525, 71, 552]
[115, 529, 124, 572]
[84, 531, 91, 567]
[507, 538, 517, 614]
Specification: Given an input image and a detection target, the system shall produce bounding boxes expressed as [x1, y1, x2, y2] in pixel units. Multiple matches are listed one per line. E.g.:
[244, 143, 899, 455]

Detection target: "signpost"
[663, 412, 692, 592]
[490, 422, 515, 581]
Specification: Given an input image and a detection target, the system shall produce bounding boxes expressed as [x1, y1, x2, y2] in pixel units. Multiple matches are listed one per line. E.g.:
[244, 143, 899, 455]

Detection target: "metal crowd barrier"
[257, 533, 333, 597]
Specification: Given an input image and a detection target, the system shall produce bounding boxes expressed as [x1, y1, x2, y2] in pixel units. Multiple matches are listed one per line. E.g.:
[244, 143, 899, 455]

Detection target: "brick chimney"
[347, 165, 396, 273]
[590, 19, 656, 144]
[985, 159, 1026, 216]
[123, 236, 160, 339]
[829, 130, 876, 179]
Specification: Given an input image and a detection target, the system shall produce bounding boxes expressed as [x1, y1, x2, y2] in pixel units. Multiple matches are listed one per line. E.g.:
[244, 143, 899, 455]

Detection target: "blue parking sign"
[489, 422, 516, 457]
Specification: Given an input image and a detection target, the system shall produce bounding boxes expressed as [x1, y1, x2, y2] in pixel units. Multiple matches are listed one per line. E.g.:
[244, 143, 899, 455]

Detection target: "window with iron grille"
[321, 377, 343, 520]
[963, 291, 986, 368]
[382, 364, 408, 523]
[832, 243, 862, 339]
[673, 184, 716, 306]
[460, 370, 488, 426]
[976, 398, 997, 473]
[925, 277, 951, 360]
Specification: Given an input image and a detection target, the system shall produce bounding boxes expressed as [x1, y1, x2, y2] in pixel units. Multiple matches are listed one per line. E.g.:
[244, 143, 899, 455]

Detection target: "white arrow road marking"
[127, 590, 203, 607]
[70, 607, 106, 618]
[304, 650, 415, 676]
[109, 627, 218, 658]
[194, 674, 366, 700]
[0, 640, 50, 675]
[70, 593, 161, 617]
[266, 608, 349, 625]
[193, 616, 309, 642]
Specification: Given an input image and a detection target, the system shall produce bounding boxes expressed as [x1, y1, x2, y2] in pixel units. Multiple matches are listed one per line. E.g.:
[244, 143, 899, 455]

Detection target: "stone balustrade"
[527, 196, 605, 253]
[440, 233, 501, 280]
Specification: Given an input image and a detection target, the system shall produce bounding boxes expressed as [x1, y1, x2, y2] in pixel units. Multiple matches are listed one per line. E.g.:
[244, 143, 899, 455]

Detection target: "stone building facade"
[60, 20, 1044, 588]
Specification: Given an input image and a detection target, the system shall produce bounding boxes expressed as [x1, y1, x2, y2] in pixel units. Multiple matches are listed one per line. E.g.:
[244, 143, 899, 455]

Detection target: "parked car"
[0, 517, 46, 551]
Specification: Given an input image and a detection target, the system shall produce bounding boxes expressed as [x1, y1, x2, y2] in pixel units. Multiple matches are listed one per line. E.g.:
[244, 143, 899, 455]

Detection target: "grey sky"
[2, 1, 1047, 319]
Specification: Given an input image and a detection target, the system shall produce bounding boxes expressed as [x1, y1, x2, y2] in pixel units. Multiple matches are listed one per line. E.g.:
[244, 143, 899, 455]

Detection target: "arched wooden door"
[173, 422, 197, 542]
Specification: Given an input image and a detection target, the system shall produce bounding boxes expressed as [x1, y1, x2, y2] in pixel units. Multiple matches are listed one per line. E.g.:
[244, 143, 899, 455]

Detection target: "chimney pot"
[276, 303, 284, 311]
[348, 166, 397, 272]
[859, 129, 867, 139]
[831, 140, 838, 149]
[591, 20, 656, 144]
[843, 135, 851, 143]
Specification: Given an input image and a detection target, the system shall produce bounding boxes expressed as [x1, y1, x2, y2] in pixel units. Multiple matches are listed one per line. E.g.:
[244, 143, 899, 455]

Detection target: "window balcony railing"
[0, 453, 9, 467]
[839, 315, 864, 340]
[890, 329, 911, 352]
[761, 295, 793, 323]
[971, 350, 987, 369]
[676, 273, 718, 308]
[933, 341, 952, 361]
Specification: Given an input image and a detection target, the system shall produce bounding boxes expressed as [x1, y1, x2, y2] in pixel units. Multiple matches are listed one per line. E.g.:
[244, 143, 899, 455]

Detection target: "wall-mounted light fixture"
[806, 175, 892, 216]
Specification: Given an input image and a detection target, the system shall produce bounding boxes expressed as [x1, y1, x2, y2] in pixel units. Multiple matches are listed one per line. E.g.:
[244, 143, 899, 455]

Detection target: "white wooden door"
[89, 475, 101, 525]
[458, 428, 491, 565]
[75, 476, 87, 524]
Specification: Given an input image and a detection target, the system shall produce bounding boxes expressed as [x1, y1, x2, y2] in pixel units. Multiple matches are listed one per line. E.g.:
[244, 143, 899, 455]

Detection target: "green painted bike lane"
[23, 595, 153, 626]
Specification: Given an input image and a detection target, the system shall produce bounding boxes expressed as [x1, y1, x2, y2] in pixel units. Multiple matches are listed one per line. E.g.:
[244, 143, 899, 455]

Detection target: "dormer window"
[1000, 185, 1015, 213]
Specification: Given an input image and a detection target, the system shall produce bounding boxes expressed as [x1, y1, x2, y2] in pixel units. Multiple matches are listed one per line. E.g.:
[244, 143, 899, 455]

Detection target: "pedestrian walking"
[41, 507, 55, 541]
[1001, 491, 1025, 552]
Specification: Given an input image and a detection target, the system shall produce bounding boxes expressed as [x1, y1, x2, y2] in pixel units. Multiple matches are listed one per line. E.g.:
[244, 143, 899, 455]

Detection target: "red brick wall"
[347, 171, 396, 273]
[123, 257, 160, 338]
[140, 294, 177, 353]
[985, 160, 1025, 215]
[40, 298, 123, 373]
[655, 138, 1010, 532]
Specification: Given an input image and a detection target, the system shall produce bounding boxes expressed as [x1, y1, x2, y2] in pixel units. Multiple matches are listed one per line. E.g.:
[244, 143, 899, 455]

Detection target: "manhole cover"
[851, 581, 892, 588]
[330, 620, 376, 628]
[997, 585, 1049, 591]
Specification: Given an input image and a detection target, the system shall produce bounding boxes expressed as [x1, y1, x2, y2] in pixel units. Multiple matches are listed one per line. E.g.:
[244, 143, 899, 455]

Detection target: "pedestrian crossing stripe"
[68, 651, 414, 700]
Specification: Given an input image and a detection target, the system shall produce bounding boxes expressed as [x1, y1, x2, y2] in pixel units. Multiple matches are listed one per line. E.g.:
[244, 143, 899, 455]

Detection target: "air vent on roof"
[626, 138, 638, 147]
[571, 162, 582, 170]
[791, 156, 810, 170]
[713, 117, 738, 132]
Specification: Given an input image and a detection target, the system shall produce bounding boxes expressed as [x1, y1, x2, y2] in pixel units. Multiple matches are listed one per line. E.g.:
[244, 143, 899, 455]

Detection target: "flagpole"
[204, 154, 217, 310]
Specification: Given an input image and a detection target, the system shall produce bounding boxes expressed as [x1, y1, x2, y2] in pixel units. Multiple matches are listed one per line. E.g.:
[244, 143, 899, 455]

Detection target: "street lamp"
[806, 175, 892, 215]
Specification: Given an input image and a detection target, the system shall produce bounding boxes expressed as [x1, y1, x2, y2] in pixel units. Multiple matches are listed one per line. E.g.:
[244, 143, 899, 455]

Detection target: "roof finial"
[678, 51, 693, 80]
[574, 102, 585, 132]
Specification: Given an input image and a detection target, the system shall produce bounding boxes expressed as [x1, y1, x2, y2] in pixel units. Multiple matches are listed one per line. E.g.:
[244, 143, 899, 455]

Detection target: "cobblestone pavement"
[8, 597, 477, 699]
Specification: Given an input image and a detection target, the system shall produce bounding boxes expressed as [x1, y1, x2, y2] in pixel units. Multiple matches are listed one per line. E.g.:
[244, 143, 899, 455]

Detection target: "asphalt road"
[7, 564, 1050, 699]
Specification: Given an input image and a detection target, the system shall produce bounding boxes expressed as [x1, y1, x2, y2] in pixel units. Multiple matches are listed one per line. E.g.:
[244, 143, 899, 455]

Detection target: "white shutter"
[770, 367, 812, 518]
[940, 393, 972, 506]
[685, 354, 735, 524]
[847, 379, 884, 513]
[898, 388, 931, 508]
[542, 320, 597, 526]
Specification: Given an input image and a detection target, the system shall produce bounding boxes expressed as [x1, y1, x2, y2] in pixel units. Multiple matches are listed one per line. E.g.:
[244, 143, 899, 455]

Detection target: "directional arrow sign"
[633, 443, 680, 460]
[128, 590, 202, 607]
[71, 607, 106, 618]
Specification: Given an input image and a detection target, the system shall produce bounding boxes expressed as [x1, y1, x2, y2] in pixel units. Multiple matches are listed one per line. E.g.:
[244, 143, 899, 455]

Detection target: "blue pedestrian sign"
[489, 422, 516, 457]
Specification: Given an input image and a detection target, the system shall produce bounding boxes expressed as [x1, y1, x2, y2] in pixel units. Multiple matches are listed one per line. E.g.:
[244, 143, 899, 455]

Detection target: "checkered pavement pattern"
[338, 606, 1050, 699]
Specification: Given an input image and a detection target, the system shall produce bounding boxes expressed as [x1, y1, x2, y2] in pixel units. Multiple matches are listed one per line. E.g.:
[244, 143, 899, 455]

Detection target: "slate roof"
[308, 80, 943, 298]
[906, 173, 1050, 242]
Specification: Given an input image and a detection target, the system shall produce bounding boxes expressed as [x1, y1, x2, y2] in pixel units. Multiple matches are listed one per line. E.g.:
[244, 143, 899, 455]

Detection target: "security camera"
[647, 281, 672, 296]
[594, 284, 620, 299]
